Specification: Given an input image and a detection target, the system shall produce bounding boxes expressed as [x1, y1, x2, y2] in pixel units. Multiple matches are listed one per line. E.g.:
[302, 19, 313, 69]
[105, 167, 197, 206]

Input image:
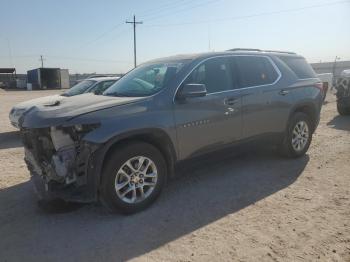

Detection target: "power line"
[76, 23, 126, 50]
[126, 15, 143, 68]
[138, 0, 197, 18]
[0, 54, 130, 63]
[144, 0, 222, 22]
[145, 0, 350, 27]
[72, 0, 219, 51]
[45, 55, 130, 63]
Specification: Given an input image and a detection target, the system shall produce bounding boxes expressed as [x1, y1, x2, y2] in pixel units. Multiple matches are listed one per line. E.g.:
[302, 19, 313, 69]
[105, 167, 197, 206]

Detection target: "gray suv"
[19, 49, 323, 213]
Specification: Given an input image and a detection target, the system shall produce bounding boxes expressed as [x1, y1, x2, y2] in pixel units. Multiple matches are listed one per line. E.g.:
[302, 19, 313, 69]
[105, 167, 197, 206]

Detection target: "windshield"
[63, 80, 97, 96]
[103, 62, 186, 97]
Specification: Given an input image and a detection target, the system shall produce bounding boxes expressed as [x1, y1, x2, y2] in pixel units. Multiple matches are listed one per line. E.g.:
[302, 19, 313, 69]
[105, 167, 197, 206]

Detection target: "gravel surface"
[0, 89, 349, 262]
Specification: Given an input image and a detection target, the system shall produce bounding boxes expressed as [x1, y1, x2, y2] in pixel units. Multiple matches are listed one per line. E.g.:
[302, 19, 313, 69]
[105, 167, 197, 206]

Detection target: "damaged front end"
[22, 124, 101, 202]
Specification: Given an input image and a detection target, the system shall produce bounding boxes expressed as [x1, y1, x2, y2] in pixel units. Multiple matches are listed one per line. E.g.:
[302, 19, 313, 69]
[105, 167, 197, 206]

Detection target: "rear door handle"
[224, 97, 238, 106]
[279, 89, 289, 96]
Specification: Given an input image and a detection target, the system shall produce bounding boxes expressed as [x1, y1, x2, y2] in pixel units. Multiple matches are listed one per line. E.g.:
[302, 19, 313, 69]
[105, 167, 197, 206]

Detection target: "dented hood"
[13, 94, 64, 110]
[21, 93, 144, 128]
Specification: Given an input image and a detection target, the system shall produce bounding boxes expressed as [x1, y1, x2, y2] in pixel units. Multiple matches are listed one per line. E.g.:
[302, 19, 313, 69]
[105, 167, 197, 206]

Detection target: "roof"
[0, 68, 16, 74]
[227, 48, 297, 55]
[87, 76, 120, 82]
[143, 49, 300, 64]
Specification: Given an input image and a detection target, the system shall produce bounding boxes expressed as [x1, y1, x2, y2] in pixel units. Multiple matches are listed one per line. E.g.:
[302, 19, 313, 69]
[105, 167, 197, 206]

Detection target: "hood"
[13, 95, 64, 110]
[21, 93, 144, 128]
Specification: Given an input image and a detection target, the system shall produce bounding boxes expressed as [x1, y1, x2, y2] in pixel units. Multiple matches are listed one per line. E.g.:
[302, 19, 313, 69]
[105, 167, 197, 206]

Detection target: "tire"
[280, 112, 312, 158]
[100, 142, 167, 214]
[337, 103, 350, 115]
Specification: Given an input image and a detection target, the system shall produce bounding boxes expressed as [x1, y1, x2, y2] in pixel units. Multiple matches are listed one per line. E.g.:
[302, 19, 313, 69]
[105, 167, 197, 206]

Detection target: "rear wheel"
[280, 112, 312, 158]
[337, 103, 350, 115]
[100, 142, 167, 214]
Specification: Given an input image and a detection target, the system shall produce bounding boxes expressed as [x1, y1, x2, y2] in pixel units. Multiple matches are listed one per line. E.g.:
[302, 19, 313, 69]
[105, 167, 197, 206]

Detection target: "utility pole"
[40, 55, 45, 68]
[332, 56, 340, 89]
[332, 56, 340, 76]
[126, 15, 143, 68]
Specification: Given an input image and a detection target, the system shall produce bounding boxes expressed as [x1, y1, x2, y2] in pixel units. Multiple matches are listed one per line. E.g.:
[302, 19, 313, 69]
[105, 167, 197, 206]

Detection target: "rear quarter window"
[234, 56, 279, 88]
[279, 56, 316, 79]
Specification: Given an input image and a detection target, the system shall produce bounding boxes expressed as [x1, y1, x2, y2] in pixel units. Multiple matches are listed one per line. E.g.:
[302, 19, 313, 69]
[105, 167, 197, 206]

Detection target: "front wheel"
[100, 142, 167, 214]
[280, 112, 312, 158]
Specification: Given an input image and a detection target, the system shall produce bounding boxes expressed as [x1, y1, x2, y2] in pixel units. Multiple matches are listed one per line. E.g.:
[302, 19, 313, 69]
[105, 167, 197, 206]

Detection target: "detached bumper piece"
[22, 127, 99, 203]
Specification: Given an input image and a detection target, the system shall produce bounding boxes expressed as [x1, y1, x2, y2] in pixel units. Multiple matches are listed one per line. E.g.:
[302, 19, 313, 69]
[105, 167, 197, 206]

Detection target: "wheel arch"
[288, 102, 318, 133]
[95, 128, 177, 188]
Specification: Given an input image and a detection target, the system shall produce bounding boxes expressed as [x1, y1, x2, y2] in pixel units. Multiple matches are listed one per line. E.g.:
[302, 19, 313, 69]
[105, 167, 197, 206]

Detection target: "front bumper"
[30, 171, 95, 203]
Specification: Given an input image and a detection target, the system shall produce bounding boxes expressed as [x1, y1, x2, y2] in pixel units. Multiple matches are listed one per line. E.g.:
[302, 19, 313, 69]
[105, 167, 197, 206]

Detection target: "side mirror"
[177, 83, 207, 99]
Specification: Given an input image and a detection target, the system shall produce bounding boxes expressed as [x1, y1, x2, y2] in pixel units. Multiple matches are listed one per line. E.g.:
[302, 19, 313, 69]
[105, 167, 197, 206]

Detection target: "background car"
[335, 69, 350, 115]
[9, 76, 119, 128]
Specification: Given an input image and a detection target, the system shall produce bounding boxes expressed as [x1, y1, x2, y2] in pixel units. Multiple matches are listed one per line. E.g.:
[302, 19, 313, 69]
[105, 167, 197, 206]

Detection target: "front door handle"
[279, 89, 289, 96]
[224, 97, 238, 106]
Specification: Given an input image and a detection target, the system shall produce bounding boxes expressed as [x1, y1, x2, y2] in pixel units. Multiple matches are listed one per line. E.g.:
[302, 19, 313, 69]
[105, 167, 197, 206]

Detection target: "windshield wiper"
[104, 92, 131, 97]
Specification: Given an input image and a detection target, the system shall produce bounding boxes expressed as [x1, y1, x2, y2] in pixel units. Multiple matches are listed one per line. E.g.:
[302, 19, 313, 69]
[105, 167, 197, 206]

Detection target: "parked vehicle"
[9, 77, 119, 128]
[20, 49, 323, 213]
[335, 69, 350, 115]
[317, 73, 333, 101]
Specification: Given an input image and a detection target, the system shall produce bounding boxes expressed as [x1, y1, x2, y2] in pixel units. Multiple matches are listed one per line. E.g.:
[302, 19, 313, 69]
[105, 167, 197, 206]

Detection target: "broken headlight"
[74, 123, 101, 133]
[50, 124, 100, 150]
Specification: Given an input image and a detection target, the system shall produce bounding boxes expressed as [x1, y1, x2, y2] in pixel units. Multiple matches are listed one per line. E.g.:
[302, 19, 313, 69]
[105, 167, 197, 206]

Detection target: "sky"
[0, 0, 349, 74]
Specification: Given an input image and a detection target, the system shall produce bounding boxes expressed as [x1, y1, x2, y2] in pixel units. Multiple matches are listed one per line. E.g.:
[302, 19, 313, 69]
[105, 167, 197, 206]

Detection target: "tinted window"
[184, 57, 232, 93]
[279, 56, 316, 79]
[92, 80, 116, 95]
[235, 56, 278, 88]
[63, 80, 97, 97]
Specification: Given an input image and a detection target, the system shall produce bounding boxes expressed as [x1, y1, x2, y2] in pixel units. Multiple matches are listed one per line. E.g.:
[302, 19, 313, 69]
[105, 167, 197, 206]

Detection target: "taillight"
[314, 82, 324, 91]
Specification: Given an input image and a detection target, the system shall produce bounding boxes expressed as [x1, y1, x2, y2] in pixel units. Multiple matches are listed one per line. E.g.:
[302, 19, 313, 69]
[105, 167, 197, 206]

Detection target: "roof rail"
[227, 48, 296, 55]
[227, 48, 262, 52]
[263, 50, 296, 55]
[86, 75, 110, 79]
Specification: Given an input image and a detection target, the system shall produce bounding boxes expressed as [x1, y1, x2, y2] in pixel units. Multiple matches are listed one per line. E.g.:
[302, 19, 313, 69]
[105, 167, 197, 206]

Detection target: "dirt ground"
[0, 89, 349, 262]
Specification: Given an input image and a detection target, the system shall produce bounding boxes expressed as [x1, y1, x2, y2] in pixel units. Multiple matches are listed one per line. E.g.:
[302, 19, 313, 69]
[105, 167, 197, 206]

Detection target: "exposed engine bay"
[22, 125, 99, 201]
[16, 93, 144, 203]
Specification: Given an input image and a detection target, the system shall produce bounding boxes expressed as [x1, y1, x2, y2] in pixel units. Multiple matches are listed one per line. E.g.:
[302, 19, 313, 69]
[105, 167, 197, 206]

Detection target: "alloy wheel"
[114, 156, 158, 204]
[291, 121, 309, 152]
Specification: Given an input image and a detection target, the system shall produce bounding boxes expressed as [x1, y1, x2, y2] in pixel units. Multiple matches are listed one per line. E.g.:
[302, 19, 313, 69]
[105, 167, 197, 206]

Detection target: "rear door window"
[234, 56, 279, 88]
[278, 56, 316, 79]
[184, 57, 233, 93]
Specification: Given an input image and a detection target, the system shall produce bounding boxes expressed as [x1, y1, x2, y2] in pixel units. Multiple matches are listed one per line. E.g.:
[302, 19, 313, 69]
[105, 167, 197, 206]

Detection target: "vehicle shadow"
[0, 149, 309, 261]
[0, 131, 22, 149]
[327, 115, 350, 131]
